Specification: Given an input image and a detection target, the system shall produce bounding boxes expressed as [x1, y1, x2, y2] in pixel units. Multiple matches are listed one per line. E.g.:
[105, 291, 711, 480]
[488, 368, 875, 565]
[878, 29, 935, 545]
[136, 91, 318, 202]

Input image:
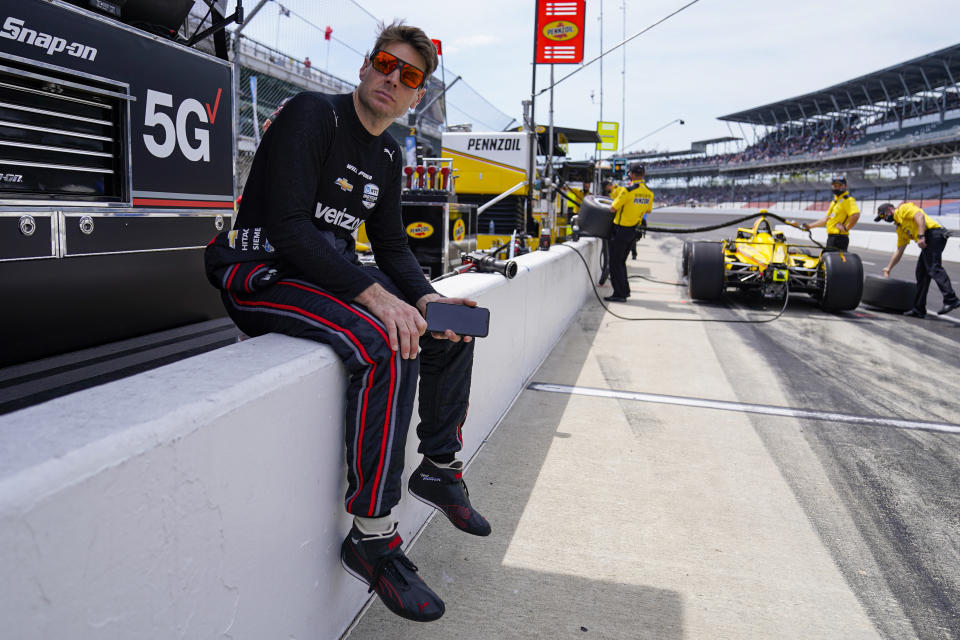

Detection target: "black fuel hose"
[641, 210, 826, 250]
[554, 242, 792, 324]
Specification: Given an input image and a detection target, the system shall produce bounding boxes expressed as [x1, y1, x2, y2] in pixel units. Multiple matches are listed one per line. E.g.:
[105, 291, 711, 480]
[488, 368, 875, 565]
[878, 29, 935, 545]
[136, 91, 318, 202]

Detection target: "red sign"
[535, 0, 586, 64]
[432, 38, 442, 55]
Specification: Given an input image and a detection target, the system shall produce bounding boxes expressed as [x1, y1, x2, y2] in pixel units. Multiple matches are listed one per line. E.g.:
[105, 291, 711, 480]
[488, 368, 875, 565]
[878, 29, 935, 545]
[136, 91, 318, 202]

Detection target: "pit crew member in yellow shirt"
[605, 163, 654, 302]
[876, 202, 959, 318]
[802, 176, 860, 250]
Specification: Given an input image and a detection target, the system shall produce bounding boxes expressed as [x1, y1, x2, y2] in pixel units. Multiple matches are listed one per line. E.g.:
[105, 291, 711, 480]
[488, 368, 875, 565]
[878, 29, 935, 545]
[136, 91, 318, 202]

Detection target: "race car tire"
[681, 240, 693, 277]
[861, 274, 916, 312]
[819, 251, 863, 311]
[688, 241, 725, 300]
[577, 195, 615, 238]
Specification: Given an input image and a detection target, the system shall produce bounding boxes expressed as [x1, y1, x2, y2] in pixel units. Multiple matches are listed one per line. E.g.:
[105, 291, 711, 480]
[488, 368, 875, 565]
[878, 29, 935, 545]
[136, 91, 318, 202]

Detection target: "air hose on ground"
[553, 242, 792, 324]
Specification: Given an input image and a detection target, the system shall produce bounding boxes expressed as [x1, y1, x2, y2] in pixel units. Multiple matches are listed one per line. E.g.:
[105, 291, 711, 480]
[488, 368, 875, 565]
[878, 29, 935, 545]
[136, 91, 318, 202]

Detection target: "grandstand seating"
[636, 44, 960, 213]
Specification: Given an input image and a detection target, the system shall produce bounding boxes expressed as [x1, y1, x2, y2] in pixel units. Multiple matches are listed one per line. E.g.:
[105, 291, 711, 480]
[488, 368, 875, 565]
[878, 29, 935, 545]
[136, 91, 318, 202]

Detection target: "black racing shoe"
[340, 524, 445, 622]
[903, 308, 926, 318]
[937, 299, 960, 315]
[408, 459, 491, 536]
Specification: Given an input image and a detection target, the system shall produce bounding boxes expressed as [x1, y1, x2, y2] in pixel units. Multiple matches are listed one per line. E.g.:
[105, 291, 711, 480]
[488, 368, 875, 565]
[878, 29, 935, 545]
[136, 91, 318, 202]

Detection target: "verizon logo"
[315, 202, 362, 232]
[0, 16, 97, 61]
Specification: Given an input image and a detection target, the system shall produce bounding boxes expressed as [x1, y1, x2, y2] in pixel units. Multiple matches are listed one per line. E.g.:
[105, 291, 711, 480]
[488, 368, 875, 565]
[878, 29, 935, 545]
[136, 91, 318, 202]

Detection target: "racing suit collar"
[336, 92, 376, 145]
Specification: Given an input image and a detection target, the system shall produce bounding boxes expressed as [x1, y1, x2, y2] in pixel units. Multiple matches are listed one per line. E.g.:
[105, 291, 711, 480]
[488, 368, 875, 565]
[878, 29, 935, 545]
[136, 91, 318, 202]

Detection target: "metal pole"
[440, 46, 448, 129]
[548, 64, 555, 239]
[235, 0, 268, 34]
[526, 2, 538, 236]
[595, 0, 604, 191]
[548, 65, 555, 182]
[621, 0, 626, 154]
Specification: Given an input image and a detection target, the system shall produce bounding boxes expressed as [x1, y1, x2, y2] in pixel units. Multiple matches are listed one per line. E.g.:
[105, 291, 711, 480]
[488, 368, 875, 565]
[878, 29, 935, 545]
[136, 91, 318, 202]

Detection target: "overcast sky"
[233, 0, 960, 158]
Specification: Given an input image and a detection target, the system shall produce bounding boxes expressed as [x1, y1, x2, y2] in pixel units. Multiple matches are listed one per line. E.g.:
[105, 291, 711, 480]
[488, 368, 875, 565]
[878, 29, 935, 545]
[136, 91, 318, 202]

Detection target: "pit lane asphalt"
[346, 231, 959, 640]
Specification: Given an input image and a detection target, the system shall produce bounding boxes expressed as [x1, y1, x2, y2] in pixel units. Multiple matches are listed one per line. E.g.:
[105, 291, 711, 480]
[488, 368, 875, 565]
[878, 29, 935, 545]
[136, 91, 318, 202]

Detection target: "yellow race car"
[682, 213, 863, 311]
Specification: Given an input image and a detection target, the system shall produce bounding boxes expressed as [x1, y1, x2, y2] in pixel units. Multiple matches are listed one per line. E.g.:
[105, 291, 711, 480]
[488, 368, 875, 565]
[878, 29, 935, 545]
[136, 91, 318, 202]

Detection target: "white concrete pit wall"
[0, 238, 600, 640]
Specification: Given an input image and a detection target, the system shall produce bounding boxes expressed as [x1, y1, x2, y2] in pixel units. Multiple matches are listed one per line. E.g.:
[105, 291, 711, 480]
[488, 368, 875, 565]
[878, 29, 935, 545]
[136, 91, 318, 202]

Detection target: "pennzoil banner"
[535, 0, 585, 64]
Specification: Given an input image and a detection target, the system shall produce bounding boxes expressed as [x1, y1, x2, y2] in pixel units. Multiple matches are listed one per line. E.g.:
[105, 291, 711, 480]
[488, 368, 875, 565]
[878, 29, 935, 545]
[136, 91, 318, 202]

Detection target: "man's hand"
[881, 267, 891, 278]
[917, 236, 927, 249]
[416, 293, 477, 343]
[801, 223, 810, 231]
[836, 223, 846, 232]
[354, 283, 426, 359]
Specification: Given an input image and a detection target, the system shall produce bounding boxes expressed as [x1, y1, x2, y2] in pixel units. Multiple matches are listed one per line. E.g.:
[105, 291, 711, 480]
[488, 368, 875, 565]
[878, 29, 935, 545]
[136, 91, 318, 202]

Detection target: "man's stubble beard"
[357, 80, 412, 123]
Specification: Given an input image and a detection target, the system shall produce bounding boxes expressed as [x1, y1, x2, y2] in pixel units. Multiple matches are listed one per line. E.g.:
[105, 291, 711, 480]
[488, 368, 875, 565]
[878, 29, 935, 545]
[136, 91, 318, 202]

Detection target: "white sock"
[427, 457, 462, 470]
[354, 515, 395, 537]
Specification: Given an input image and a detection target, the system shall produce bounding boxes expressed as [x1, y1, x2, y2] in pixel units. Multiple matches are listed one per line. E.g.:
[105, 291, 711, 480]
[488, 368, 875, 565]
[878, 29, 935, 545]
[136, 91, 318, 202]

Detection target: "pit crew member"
[803, 176, 860, 250]
[605, 163, 654, 302]
[876, 202, 959, 318]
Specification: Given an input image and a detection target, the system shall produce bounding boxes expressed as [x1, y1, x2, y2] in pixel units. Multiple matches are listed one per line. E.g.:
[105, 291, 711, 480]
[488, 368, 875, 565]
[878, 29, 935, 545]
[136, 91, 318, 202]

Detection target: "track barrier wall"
[0, 239, 600, 640]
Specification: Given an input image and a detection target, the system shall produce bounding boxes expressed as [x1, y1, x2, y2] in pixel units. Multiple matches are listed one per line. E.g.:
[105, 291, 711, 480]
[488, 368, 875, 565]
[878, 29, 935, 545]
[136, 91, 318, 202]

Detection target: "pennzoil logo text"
[406, 221, 434, 238]
[542, 21, 578, 41]
[466, 138, 522, 151]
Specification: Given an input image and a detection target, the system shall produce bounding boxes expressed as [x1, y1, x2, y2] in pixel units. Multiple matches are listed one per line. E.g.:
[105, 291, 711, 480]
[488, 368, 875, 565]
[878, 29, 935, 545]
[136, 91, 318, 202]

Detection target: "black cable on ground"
[554, 243, 792, 324]
[643, 211, 826, 250]
[629, 274, 684, 287]
[437, 211, 816, 320]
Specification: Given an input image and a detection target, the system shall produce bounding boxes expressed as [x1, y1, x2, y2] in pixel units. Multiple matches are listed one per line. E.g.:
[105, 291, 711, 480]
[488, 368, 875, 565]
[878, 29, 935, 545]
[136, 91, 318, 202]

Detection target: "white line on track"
[527, 382, 960, 435]
[925, 308, 960, 325]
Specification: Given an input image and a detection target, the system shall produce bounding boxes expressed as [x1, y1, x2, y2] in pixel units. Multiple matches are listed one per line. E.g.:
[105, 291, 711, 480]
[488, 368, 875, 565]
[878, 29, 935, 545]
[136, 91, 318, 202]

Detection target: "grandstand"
[620, 43, 960, 217]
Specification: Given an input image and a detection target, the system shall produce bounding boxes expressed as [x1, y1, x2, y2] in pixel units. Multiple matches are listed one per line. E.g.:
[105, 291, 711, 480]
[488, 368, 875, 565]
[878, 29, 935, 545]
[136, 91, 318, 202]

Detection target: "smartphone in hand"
[425, 302, 490, 338]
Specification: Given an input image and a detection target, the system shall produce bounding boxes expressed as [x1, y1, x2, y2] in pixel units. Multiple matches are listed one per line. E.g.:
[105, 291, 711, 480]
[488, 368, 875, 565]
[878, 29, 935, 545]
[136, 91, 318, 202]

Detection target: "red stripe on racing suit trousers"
[221, 268, 475, 517]
[225, 277, 408, 517]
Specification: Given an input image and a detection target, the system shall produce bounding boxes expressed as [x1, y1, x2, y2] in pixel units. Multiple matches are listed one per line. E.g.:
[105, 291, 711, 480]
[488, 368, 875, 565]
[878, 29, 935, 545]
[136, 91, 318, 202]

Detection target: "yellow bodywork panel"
[441, 147, 529, 196]
[725, 215, 822, 275]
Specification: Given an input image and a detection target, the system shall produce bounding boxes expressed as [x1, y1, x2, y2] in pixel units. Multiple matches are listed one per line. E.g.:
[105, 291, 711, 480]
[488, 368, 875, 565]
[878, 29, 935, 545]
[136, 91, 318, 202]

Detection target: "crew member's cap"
[629, 162, 645, 175]
[875, 202, 895, 222]
[830, 175, 847, 184]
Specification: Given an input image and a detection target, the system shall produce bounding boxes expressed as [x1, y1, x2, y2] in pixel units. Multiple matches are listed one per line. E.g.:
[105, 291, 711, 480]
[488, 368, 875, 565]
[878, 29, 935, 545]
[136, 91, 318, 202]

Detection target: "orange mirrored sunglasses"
[370, 49, 425, 89]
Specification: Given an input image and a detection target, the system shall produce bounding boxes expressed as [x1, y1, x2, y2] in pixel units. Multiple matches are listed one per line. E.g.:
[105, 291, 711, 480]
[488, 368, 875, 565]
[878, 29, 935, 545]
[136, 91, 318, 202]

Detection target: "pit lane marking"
[527, 382, 960, 435]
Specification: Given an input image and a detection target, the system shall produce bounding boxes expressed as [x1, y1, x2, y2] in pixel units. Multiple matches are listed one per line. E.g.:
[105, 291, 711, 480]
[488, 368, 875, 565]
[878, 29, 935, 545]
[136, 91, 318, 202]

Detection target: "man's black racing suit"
[205, 92, 473, 518]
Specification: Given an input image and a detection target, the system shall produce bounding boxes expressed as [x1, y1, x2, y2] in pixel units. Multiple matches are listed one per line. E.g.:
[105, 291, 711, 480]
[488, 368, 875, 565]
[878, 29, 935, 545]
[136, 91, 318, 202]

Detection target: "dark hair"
[874, 202, 895, 221]
[830, 175, 847, 184]
[372, 20, 438, 78]
[629, 162, 645, 176]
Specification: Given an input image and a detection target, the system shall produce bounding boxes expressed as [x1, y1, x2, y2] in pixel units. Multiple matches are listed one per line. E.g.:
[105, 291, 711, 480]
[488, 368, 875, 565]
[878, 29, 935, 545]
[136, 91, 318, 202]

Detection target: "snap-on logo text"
[0, 16, 97, 61]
